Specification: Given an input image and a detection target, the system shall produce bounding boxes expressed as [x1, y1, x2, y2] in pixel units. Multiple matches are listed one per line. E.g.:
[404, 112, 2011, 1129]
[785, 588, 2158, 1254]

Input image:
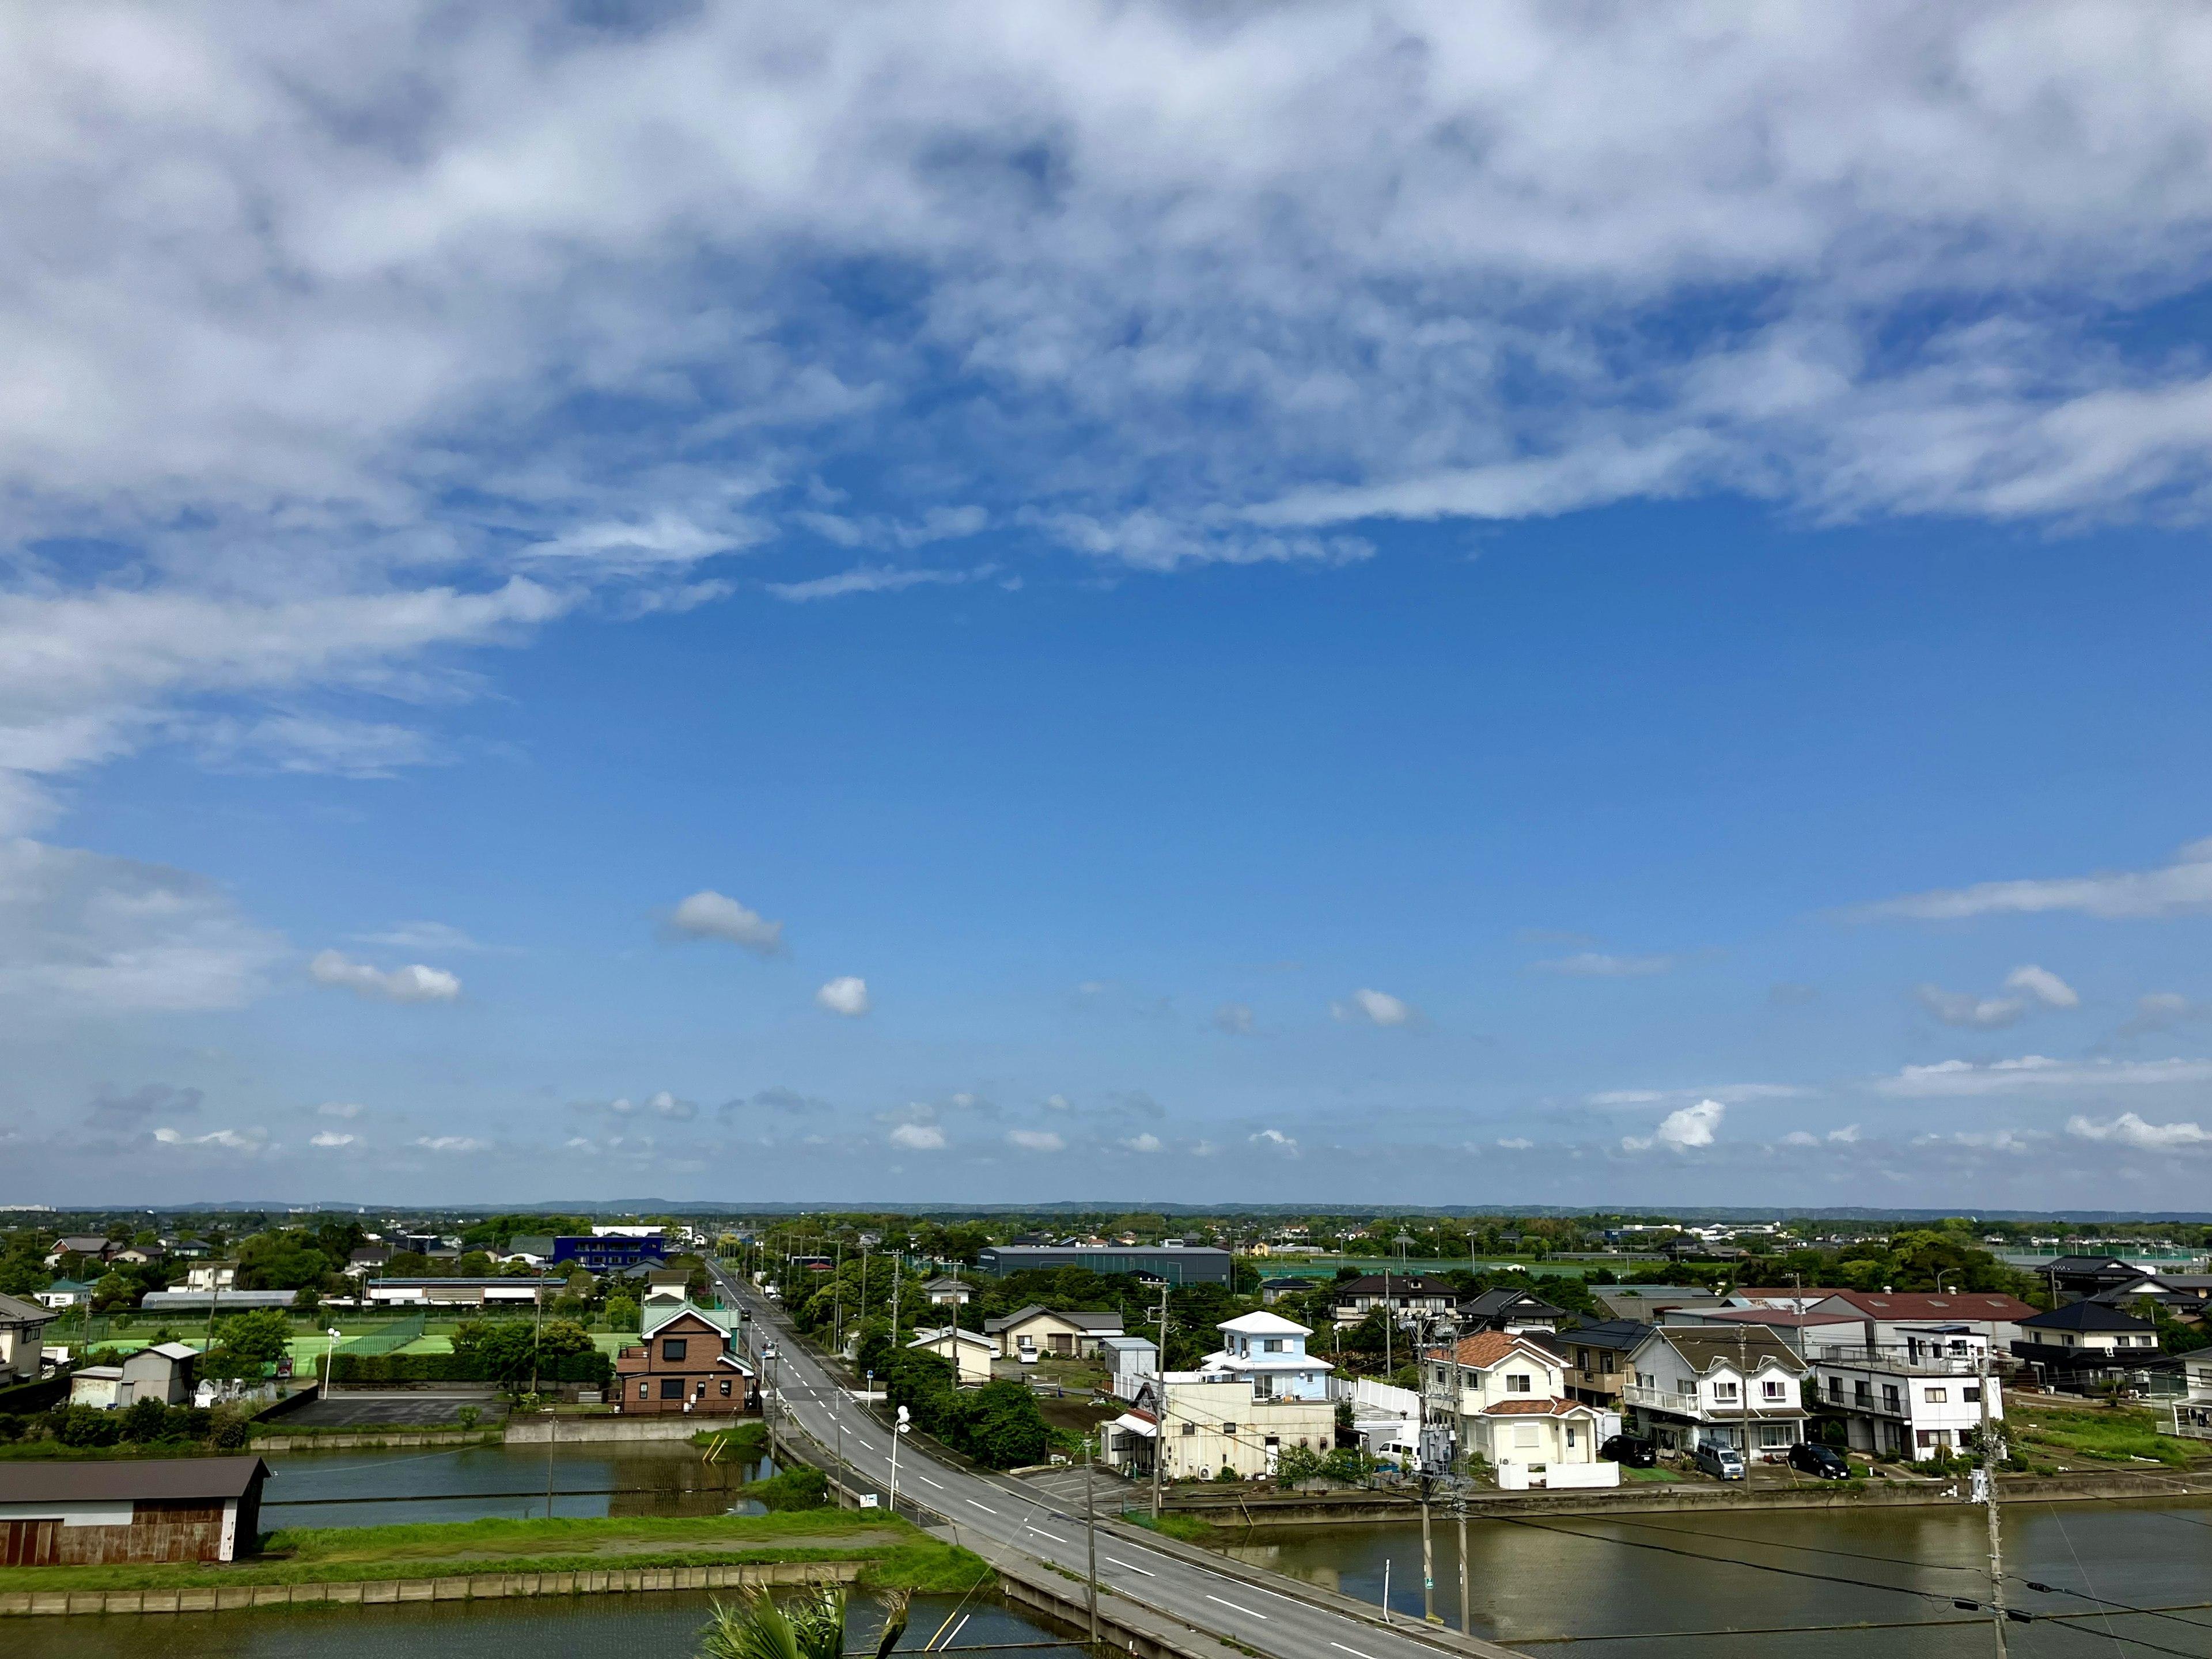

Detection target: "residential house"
[615, 1305, 753, 1414]
[907, 1325, 997, 1384]
[497, 1234, 556, 1266]
[1595, 1286, 1725, 1323]
[348, 1246, 393, 1272]
[112, 1245, 165, 1268]
[177, 1263, 237, 1293]
[1806, 1290, 2040, 1355]
[43, 1236, 113, 1269]
[1459, 1288, 1567, 1334]
[2010, 1302, 2164, 1392]
[161, 1236, 213, 1260]
[1257, 1278, 1310, 1306]
[36, 1279, 96, 1310]
[70, 1366, 128, 1410]
[0, 1291, 58, 1382]
[645, 1268, 692, 1298]
[983, 1304, 1125, 1362]
[0, 1457, 268, 1565]
[1663, 1306, 1863, 1358]
[1111, 1365, 1334, 1481]
[1195, 1311, 1333, 1400]
[2158, 1357, 2212, 1443]
[1622, 1326, 1812, 1460]
[921, 1276, 975, 1306]
[1330, 1274, 1457, 1327]
[1809, 1328, 2003, 1456]
[1533, 1319, 1650, 1408]
[2092, 1273, 2212, 1327]
[1422, 1331, 1617, 1490]
[2043, 1255, 2153, 1300]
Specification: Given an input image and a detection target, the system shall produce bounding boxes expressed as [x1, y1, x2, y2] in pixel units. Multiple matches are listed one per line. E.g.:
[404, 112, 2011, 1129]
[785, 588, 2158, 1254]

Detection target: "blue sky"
[6, 3, 2212, 1208]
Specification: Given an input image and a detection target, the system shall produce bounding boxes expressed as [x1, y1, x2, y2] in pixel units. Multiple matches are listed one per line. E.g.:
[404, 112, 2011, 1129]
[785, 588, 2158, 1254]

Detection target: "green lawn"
[2014, 1404, 2199, 1469]
[0, 1510, 986, 1595]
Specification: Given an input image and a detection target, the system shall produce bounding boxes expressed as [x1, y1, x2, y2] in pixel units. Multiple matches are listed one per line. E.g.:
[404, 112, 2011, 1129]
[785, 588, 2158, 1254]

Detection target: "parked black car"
[1600, 1433, 1657, 1468]
[1787, 1441, 1851, 1479]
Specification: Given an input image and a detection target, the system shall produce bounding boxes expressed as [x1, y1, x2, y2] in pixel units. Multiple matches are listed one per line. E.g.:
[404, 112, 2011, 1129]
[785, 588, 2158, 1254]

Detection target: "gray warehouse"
[976, 1244, 1233, 1285]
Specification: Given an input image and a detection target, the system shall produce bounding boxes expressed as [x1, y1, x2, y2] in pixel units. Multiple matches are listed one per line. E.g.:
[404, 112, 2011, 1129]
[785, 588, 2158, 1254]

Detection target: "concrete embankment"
[0, 1558, 858, 1619]
[1153, 1467, 2212, 1527]
[250, 1413, 720, 1453]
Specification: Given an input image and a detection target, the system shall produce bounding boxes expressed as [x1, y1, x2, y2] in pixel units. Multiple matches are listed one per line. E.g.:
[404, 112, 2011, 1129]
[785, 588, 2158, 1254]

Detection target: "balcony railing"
[1806, 1343, 1988, 1375]
[1622, 1384, 1702, 1415]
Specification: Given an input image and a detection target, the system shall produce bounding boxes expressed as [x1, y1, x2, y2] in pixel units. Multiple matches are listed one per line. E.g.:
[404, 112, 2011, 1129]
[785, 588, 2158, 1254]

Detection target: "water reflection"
[31, 1590, 1077, 1659]
[261, 1441, 777, 1527]
[1212, 1498, 2212, 1658]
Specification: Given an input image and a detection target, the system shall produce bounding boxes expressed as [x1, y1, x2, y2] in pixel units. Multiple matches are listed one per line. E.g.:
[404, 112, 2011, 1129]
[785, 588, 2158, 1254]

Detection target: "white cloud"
[1007, 1128, 1065, 1152]
[890, 1122, 946, 1151]
[1043, 1093, 1073, 1111]
[815, 976, 870, 1017]
[1623, 1098, 1724, 1153]
[1537, 952, 1676, 978]
[2120, 991, 2205, 1036]
[1122, 1132, 1163, 1153]
[1249, 1128, 1300, 1157]
[1827, 1124, 1862, 1143]
[1779, 1124, 1861, 1148]
[668, 891, 785, 955]
[2005, 964, 2080, 1008]
[1780, 1130, 1820, 1147]
[1875, 1056, 2212, 1096]
[308, 949, 460, 1003]
[316, 1101, 363, 1118]
[0, 838, 286, 1014]
[767, 565, 988, 602]
[1915, 983, 2023, 1029]
[1495, 1137, 1533, 1150]
[414, 1135, 489, 1153]
[309, 1130, 357, 1148]
[1587, 1082, 1810, 1108]
[2065, 1112, 2211, 1150]
[1914, 1129, 2037, 1154]
[1212, 1002, 1255, 1035]
[351, 921, 502, 954]
[1331, 988, 1418, 1027]
[153, 1126, 267, 1152]
[1861, 837, 2212, 921]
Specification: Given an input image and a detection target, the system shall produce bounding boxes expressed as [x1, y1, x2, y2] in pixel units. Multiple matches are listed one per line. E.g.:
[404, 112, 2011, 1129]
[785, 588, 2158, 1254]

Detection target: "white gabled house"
[1103, 1311, 1335, 1481]
[1422, 1331, 1618, 1489]
[907, 1324, 997, 1384]
[1198, 1311, 1334, 1400]
[1623, 1326, 1812, 1461]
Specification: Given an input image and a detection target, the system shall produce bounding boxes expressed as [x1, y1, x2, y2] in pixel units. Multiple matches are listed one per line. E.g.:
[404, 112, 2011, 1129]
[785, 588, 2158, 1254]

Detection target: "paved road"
[707, 1262, 1515, 1659]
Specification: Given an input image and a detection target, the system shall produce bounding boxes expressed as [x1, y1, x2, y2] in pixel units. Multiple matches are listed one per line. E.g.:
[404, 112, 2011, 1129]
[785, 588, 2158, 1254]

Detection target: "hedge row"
[330, 1352, 613, 1384]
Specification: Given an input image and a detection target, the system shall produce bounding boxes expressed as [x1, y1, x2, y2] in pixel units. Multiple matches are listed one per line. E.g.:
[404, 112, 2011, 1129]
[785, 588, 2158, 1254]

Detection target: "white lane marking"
[1104, 1557, 1156, 1577]
[916, 1475, 945, 1490]
[1331, 1646, 1381, 1659]
[1205, 1594, 1267, 1621]
[1025, 1529, 1071, 1544]
[965, 1498, 999, 1514]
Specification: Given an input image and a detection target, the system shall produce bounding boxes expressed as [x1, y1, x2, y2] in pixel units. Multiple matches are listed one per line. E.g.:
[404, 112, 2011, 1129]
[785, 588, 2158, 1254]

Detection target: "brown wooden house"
[0, 1457, 266, 1566]
[615, 1305, 755, 1415]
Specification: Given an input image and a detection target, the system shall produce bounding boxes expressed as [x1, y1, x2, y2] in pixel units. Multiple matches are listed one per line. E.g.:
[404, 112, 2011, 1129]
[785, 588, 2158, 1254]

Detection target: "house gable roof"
[1815, 1290, 2038, 1322]
[1644, 1327, 1807, 1374]
[1335, 1274, 1455, 1297]
[1463, 1289, 1567, 1318]
[1431, 1331, 1554, 1372]
[0, 1456, 267, 1504]
[0, 1291, 59, 1325]
[983, 1304, 1123, 1334]
[2020, 1300, 2156, 1332]
[1534, 1319, 1651, 1355]
[1217, 1310, 1310, 1337]
[642, 1304, 732, 1340]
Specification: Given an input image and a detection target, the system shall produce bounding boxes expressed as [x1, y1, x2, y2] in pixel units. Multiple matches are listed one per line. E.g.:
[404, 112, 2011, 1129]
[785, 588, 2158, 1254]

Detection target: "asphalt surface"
[279, 1393, 510, 1428]
[707, 1261, 1515, 1659]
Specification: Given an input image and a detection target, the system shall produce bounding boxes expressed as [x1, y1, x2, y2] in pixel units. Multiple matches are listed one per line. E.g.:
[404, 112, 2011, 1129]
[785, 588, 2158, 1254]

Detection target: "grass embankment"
[698, 1421, 771, 1461]
[0, 1510, 990, 1596]
[1120, 1509, 1218, 1542]
[2013, 1404, 2199, 1469]
[0, 1438, 227, 1463]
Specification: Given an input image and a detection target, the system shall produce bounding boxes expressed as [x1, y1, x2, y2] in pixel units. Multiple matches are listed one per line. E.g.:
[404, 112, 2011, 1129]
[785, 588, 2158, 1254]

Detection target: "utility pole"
[1738, 1325, 1752, 1485]
[1085, 1437, 1100, 1643]
[1420, 1473, 1437, 1624]
[1384, 1267, 1392, 1376]
[1978, 1346, 2009, 1657]
[1456, 1498, 1471, 1635]
[1150, 1279, 1171, 1519]
[834, 1238, 844, 1359]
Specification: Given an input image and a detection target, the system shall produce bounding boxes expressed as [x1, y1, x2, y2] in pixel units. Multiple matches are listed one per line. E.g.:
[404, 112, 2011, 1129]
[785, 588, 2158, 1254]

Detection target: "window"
[660, 1378, 684, 1400]
[1713, 1381, 1740, 1403]
[1601, 1353, 1616, 1374]
[662, 1338, 688, 1362]
[1763, 1379, 1786, 1400]
[720, 1379, 732, 1396]
[1827, 1377, 1843, 1403]
[1565, 1425, 1577, 1448]
[1963, 1385, 1981, 1403]
[1576, 1349, 1590, 1369]
[1264, 1339, 1285, 1353]
[1513, 1425, 1540, 1449]
[1181, 1422, 1198, 1436]
[1222, 1422, 1238, 1435]
[1758, 1425, 1793, 1448]
[1916, 1429, 1935, 1448]
[1507, 1374, 1532, 1393]
[638, 1381, 649, 1400]
[1925, 1387, 1947, 1403]
[1882, 1386, 1901, 1411]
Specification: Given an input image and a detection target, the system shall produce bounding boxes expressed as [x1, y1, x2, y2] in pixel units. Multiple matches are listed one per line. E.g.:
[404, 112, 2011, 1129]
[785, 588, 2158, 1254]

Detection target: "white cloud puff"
[668, 891, 785, 955]
[316, 1101, 363, 1118]
[2004, 964, 2080, 1008]
[2065, 1112, 2210, 1149]
[1862, 838, 2212, 921]
[890, 1122, 946, 1151]
[1007, 1129, 1065, 1152]
[1876, 1056, 2212, 1096]
[1623, 1098, 1724, 1153]
[310, 1130, 356, 1147]
[1495, 1138, 1533, 1150]
[153, 1126, 268, 1152]
[1249, 1128, 1300, 1157]
[1122, 1132, 1163, 1153]
[414, 1135, 488, 1153]
[816, 976, 870, 1017]
[1331, 988, 1417, 1027]
[1915, 983, 2023, 1029]
[308, 950, 460, 1003]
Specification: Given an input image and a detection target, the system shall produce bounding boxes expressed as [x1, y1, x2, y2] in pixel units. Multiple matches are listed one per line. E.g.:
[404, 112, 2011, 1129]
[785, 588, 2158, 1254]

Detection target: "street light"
[323, 1327, 342, 1391]
[890, 1403, 910, 1517]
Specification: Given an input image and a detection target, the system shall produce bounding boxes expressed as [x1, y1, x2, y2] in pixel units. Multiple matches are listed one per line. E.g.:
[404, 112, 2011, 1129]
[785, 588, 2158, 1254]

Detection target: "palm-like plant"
[699, 1585, 911, 1659]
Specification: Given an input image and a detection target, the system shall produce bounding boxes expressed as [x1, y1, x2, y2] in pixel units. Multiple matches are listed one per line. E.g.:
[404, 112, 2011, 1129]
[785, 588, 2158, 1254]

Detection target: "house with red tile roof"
[1422, 1331, 1617, 1489]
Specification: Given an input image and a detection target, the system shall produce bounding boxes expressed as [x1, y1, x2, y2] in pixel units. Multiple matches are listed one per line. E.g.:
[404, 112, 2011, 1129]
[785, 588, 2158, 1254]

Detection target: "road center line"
[1104, 1557, 1156, 1577]
[916, 1476, 945, 1489]
[1206, 1594, 1267, 1620]
[965, 1498, 999, 1513]
[1330, 1646, 1381, 1659]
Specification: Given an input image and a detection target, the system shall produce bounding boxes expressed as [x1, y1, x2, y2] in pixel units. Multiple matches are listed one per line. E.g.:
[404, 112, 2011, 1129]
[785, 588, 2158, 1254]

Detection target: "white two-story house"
[1107, 1312, 1335, 1480]
[1423, 1331, 1617, 1489]
[1623, 1326, 1811, 1460]
[1198, 1311, 1334, 1400]
[1806, 1326, 2004, 1457]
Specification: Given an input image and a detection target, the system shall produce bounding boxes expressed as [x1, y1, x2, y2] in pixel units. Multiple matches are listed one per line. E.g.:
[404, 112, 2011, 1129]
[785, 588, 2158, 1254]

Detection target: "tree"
[698, 1585, 908, 1659]
[965, 1378, 1051, 1468]
[200, 1308, 292, 1381]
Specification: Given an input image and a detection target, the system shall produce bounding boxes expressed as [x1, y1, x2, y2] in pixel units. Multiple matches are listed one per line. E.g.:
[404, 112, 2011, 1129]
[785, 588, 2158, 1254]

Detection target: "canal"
[258, 1439, 778, 1527]
[1207, 1497, 2212, 1657]
[29, 1588, 1071, 1659]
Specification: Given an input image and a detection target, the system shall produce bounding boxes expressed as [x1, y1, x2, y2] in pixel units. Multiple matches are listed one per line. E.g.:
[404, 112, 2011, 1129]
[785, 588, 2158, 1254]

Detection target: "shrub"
[744, 1465, 831, 1510]
[54, 1404, 123, 1448]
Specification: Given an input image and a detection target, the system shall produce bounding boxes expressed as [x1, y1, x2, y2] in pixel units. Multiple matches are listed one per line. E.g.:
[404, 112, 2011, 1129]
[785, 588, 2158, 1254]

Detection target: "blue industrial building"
[975, 1244, 1232, 1285]
[552, 1234, 670, 1271]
